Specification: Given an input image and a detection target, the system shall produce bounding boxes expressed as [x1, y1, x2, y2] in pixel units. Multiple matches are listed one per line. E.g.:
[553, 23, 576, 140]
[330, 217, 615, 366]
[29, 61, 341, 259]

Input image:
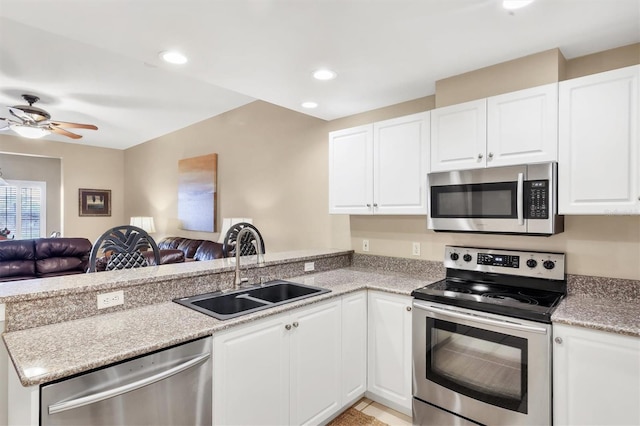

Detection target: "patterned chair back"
[87, 225, 160, 273]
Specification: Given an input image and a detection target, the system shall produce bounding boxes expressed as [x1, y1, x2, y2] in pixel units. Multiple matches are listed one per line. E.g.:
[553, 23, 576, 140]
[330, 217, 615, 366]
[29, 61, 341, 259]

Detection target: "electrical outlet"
[412, 242, 421, 256]
[97, 290, 124, 309]
[304, 262, 315, 272]
[362, 239, 369, 252]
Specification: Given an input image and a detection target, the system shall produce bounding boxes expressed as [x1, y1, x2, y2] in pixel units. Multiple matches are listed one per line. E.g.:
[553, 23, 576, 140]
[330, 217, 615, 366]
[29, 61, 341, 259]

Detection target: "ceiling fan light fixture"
[9, 124, 51, 139]
[502, 0, 535, 10]
[159, 50, 188, 65]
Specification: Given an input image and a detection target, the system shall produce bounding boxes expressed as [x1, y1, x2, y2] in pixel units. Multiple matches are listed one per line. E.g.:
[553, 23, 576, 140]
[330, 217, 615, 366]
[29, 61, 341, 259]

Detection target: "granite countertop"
[552, 296, 640, 337]
[3, 267, 441, 387]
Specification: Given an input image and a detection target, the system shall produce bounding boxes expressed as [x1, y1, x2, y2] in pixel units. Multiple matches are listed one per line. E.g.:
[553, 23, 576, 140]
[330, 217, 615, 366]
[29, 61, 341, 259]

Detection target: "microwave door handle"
[517, 172, 524, 225]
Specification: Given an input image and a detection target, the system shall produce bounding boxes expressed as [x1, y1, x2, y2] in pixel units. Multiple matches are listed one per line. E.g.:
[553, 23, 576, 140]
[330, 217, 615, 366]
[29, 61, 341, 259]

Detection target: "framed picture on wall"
[79, 188, 111, 217]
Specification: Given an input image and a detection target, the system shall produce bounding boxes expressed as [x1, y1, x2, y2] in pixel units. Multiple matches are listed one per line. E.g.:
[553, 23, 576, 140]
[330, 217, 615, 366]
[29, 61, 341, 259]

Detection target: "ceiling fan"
[0, 94, 98, 140]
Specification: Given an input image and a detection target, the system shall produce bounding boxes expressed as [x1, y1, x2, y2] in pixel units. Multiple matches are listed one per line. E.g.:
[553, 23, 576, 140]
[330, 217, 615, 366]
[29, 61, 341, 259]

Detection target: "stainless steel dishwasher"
[40, 336, 212, 426]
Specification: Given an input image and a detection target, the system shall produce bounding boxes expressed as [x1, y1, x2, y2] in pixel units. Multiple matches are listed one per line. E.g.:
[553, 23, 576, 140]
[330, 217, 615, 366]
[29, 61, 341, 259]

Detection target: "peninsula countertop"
[3, 267, 441, 387]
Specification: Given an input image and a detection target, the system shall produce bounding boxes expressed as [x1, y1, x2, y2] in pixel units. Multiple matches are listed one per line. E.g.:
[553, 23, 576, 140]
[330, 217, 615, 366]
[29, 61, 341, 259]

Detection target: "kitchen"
[1, 1, 640, 425]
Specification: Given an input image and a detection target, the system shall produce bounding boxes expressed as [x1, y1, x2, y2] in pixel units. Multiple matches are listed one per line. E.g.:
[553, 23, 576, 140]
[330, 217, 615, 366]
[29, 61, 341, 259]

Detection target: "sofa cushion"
[194, 241, 224, 261]
[176, 239, 205, 259]
[143, 249, 185, 266]
[157, 237, 184, 251]
[35, 238, 92, 276]
[0, 240, 36, 281]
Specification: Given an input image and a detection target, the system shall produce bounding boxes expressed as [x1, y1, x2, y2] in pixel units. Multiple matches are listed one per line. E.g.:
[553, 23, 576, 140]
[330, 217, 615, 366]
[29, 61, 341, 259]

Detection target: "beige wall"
[0, 134, 125, 242]
[124, 101, 331, 252]
[435, 49, 566, 107]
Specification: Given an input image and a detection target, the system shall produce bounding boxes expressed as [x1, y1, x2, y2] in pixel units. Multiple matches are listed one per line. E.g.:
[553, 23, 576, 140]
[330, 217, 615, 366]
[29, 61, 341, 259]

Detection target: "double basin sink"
[174, 280, 330, 320]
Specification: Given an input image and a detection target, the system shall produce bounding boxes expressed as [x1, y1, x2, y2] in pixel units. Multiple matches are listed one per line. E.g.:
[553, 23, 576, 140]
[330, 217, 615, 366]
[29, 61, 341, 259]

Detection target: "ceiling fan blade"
[49, 126, 83, 139]
[8, 107, 32, 123]
[50, 121, 98, 130]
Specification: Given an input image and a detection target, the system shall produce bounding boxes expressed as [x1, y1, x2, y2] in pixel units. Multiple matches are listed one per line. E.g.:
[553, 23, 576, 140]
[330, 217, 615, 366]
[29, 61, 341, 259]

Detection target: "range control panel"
[444, 245, 565, 280]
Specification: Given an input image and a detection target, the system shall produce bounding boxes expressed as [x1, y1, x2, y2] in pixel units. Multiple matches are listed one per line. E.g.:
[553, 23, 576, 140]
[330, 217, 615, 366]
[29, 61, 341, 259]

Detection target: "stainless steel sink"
[174, 280, 330, 320]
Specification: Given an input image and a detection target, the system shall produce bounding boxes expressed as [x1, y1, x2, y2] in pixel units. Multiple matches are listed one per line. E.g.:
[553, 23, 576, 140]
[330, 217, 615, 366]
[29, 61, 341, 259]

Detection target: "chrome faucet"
[233, 227, 265, 289]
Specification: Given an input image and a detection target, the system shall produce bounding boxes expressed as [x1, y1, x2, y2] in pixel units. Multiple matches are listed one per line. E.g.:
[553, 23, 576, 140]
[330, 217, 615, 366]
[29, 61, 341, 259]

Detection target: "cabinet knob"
[406, 306, 412, 312]
[478, 153, 483, 159]
[366, 203, 371, 208]
[285, 324, 292, 330]
[293, 321, 299, 328]
[554, 337, 563, 344]
[488, 152, 494, 159]
[373, 203, 378, 207]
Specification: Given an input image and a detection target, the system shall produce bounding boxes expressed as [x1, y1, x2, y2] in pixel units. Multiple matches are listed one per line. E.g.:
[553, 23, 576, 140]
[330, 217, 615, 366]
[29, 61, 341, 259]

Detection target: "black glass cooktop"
[412, 278, 565, 323]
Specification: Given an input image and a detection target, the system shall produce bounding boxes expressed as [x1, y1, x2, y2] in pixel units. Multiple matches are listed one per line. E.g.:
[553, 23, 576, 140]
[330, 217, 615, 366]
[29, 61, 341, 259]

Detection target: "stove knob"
[463, 254, 473, 262]
[543, 260, 555, 270]
[526, 259, 538, 268]
[450, 253, 459, 261]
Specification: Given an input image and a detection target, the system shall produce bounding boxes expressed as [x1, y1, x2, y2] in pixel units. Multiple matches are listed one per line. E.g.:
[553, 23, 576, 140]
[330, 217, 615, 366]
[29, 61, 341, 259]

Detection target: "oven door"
[412, 301, 551, 426]
[427, 165, 527, 234]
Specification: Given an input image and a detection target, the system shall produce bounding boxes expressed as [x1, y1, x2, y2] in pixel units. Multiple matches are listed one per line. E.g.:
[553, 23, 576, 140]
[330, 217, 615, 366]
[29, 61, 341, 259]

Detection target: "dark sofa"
[157, 237, 225, 261]
[0, 238, 92, 282]
[0, 236, 225, 283]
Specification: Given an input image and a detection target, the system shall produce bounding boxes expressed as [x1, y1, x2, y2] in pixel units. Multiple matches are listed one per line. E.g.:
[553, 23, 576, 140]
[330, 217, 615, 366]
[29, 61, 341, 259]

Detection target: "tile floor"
[352, 397, 413, 426]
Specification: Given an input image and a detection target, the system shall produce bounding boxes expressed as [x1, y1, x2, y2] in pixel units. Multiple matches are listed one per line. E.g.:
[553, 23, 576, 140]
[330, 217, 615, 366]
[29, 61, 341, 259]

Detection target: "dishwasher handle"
[48, 352, 210, 415]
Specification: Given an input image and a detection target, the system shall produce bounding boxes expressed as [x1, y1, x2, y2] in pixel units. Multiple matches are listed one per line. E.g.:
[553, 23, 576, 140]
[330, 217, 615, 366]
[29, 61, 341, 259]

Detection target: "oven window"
[426, 318, 528, 413]
[431, 182, 517, 218]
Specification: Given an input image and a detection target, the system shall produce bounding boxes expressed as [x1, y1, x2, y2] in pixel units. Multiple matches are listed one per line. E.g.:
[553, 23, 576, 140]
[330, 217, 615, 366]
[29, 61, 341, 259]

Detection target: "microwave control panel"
[525, 180, 549, 219]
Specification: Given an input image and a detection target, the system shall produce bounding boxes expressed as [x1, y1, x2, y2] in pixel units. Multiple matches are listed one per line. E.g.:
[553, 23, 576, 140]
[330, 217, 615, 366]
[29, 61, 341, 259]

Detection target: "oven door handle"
[517, 172, 524, 225]
[413, 301, 548, 334]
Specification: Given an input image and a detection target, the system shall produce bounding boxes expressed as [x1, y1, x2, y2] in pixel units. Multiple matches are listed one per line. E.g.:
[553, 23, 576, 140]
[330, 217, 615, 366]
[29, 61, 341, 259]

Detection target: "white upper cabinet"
[328, 125, 373, 215]
[329, 112, 430, 215]
[558, 65, 640, 215]
[430, 99, 487, 171]
[487, 83, 558, 167]
[431, 84, 558, 172]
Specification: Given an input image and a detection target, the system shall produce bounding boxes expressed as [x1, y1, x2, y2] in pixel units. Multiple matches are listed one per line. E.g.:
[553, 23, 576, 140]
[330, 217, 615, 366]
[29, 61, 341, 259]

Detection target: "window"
[0, 180, 47, 239]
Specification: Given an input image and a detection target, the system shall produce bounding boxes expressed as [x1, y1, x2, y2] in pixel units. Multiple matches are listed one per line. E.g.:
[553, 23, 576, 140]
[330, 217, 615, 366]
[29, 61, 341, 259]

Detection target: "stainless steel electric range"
[411, 245, 566, 426]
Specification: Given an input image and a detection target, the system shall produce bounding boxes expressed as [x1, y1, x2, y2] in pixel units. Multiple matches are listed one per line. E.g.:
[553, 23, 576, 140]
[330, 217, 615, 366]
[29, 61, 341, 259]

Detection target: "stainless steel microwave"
[427, 162, 564, 235]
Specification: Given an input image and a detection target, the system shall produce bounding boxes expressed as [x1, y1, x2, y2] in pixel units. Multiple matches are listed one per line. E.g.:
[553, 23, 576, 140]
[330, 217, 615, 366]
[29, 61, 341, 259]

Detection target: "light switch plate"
[412, 242, 421, 256]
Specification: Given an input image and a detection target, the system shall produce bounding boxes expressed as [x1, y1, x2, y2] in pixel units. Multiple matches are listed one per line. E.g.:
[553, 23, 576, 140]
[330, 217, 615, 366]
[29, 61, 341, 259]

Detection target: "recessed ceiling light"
[302, 101, 318, 109]
[313, 69, 337, 81]
[159, 51, 188, 65]
[502, 0, 535, 10]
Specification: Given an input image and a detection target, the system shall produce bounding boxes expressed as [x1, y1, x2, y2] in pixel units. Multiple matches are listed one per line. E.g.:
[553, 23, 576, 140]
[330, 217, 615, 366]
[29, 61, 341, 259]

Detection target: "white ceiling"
[0, 0, 638, 150]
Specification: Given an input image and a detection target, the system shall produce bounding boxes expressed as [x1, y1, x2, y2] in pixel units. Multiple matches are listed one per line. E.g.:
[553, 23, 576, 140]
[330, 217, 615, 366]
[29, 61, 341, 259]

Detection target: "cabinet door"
[373, 112, 430, 214]
[367, 291, 412, 416]
[559, 65, 639, 214]
[329, 125, 374, 214]
[487, 83, 558, 167]
[341, 291, 367, 405]
[553, 324, 640, 426]
[431, 99, 487, 172]
[213, 315, 290, 426]
[290, 299, 342, 426]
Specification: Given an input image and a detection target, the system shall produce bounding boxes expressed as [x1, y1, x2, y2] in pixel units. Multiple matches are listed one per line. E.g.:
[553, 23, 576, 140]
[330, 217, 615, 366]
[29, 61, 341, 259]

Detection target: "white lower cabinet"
[367, 291, 412, 416]
[553, 324, 640, 426]
[341, 291, 368, 406]
[213, 298, 343, 426]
